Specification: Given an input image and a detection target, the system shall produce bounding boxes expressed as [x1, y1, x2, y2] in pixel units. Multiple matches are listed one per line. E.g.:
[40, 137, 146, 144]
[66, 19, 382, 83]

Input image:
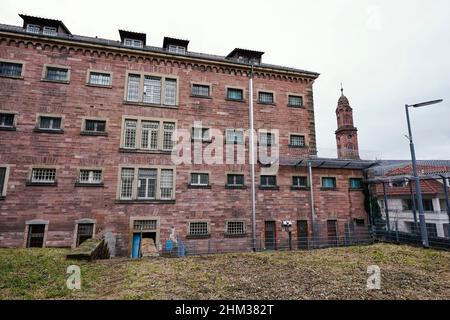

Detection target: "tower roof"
[337, 84, 352, 110]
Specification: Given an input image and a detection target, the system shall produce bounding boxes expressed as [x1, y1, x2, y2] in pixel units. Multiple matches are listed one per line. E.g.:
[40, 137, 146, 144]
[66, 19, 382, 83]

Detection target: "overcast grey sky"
[1, 0, 449, 160]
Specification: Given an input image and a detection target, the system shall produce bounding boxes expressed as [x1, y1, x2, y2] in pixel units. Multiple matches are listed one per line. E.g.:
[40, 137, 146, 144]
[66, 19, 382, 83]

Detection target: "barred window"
[89, 72, 111, 86]
[38, 116, 62, 130]
[43, 26, 57, 36]
[0, 113, 15, 127]
[293, 176, 308, 188]
[260, 175, 277, 187]
[123, 120, 137, 148]
[226, 129, 244, 144]
[127, 74, 140, 102]
[31, 168, 56, 183]
[0, 167, 6, 196]
[0, 62, 23, 77]
[227, 88, 244, 101]
[258, 91, 274, 104]
[290, 135, 305, 147]
[191, 173, 209, 186]
[192, 127, 210, 141]
[124, 38, 143, 48]
[141, 121, 159, 150]
[85, 120, 106, 133]
[133, 219, 157, 231]
[78, 170, 102, 184]
[162, 122, 175, 150]
[260, 132, 275, 146]
[120, 168, 134, 199]
[192, 84, 210, 97]
[27, 224, 45, 248]
[227, 174, 244, 187]
[143, 76, 161, 104]
[26, 24, 40, 34]
[168, 45, 186, 54]
[189, 222, 209, 236]
[138, 169, 157, 199]
[226, 221, 245, 235]
[76, 223, 94, 246]
[45, 67, 69, 82]
[160, 169, 174, 200]
[322, 177, 337, 189]
[164, 79, 177, 105]
[288, 95, 303, 107]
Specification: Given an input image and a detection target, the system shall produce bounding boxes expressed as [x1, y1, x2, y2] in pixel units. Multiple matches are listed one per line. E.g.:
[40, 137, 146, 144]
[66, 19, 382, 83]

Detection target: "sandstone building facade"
[0, 15, 372, 256]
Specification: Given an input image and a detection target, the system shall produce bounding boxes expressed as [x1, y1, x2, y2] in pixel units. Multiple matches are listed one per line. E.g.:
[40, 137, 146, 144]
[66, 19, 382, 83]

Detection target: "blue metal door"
[132, 233, 141, 259]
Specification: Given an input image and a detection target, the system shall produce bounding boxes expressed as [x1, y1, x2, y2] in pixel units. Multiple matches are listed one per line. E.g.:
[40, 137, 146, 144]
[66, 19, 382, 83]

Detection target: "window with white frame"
[31, 168, 56, 184]
[288, 95, 303, 107]
[0, 61, 23, 78]
[43, 26, 57, 36]
[26, 24, 40, 34]
[168, 45, 186, 54]
[44, 66, 69, 82]
[88, 72, 111, 86]
[126, 73, 178, 106]
[292, 176, 308, 188]
[119, 167, 174, 201]
[0, 167, 7, 196]
[192, 84, 210, 97]
[122, 118, 175, 151]
[226, 221, 245, 235]
[227, 174, 244, 187]
[259, 132, 275, 146]
[138, 169, 157, 199]
[0, 113, 15, 128]
[260, 175, 277, 187]
[190, 173, 209, 186]
[124, 38, 143, 48]
[258, 91, 274, 104]
[38, 116, 62, 131]
[78, 170, 102, 184]
[84, 119, 106, 133]
[226, 129, 244, 144]
[188, 221, 209, 236]
[290, 135, 305, 147]
[192, 127, 210, 141]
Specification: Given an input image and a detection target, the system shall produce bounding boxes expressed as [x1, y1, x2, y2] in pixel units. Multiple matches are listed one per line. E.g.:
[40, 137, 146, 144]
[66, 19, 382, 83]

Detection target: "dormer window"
[124, 38, 143, 48]
[26, 24, 40, 34]
[43, 26, 57, 36]
[226, 48, 264, 65]
[168, 45, 186, 54]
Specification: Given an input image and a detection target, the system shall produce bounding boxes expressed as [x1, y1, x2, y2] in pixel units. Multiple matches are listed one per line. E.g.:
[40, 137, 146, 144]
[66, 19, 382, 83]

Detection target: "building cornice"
[0, 30, 319, 83]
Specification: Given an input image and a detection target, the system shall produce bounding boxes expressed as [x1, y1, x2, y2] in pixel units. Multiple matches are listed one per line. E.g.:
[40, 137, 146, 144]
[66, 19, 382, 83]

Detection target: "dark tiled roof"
[19, 14, 71, 34]
[375, 179, 449, 196]
[0, 23, 319, 77]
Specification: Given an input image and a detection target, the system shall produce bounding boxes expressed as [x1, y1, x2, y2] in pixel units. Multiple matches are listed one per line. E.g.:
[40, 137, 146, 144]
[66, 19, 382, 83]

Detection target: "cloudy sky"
[1, 0, 449, 160]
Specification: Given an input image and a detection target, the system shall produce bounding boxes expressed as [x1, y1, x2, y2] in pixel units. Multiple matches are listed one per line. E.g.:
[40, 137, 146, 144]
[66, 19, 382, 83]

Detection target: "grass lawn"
[0, 243, 449, 300]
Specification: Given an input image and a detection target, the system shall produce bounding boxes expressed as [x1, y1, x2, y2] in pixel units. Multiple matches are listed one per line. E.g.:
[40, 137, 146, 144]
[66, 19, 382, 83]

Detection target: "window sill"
[86, 83, 112, 89]
[291, 187, 310, 191]
[224, 233, 247, 238]
[225, 185, 247, 190]
[225, 98, 246, 103]
[190, 95, 212, 99]
[119, 148, 172, 154]
[320, 188, 339, 191]
[257, 144, 278, 148]
[0, 75, 24, 80]
[191, 139, 212, 143]
[41, 79, 70, 84]
[288, 105, 305, 109]
[257, 102, 276, 106]
[123, 101, 179, 109]
[116, 199, 176, 204]
[0, 126, 16, 131]
[259, 186, 280, 191]
[74, 183, 105, 188]
[188, 185, 211, 189]
[186, 234, 211, 240]
[288, 145, 307, 149]
[80, 131, 108, 137]
[0, 196, 5, 201]
[33, 128, 64, 134]
[26, 182, 57, 187]
[225, 141, 245, 145]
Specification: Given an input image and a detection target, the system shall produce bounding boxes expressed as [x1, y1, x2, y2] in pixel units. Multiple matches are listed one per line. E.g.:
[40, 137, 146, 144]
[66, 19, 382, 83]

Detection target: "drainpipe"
[249, 64, 257, 252]
[308, 161, 317, 243]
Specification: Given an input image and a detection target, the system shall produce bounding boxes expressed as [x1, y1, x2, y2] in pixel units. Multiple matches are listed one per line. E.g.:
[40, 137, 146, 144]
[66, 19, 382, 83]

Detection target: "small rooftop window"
[226, 48, 264, 65]
[119, 30, 146, 48]
[163, 37, 189, 54]
[20, 14, 71, 35]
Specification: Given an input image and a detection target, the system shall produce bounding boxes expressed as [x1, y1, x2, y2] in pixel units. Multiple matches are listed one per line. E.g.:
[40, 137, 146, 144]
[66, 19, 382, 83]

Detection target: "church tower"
[335, 85, 360, 159]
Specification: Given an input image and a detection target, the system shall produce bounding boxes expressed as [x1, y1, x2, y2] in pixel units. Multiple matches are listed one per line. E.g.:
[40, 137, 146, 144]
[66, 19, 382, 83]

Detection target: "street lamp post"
[405, 99, 443, 248]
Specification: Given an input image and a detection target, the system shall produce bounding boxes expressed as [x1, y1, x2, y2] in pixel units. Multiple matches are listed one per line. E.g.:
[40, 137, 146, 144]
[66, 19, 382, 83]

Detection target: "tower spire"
[340, 82, 344, 96]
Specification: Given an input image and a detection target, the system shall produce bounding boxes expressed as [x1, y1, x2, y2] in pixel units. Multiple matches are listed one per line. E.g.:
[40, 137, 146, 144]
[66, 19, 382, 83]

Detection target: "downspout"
[249, 64, 257, 251]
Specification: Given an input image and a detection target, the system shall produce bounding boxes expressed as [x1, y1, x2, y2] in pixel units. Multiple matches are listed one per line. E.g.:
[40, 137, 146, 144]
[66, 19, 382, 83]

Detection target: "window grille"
[79, 170, 102, 184]
[160, 169, 174, 200]
[227, 221, 245, 235]
[138, 169, 157, 199]
[258, 92, 274, 104]
[45, 67, 68, 81]
[89, 72, 111, 86]
[127, 74, 140, 102]
[141, 121, 159, 150]
[0, 62, 22, 77]
[189, 222, 209, 236]
[164, 79, 177, 105]
[120, 168, 134, 199]
[123, 120, 137, 148]
[192, 84, 210, 97]
[143, 76, 161, 104]
[31, 168, 56, 183]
